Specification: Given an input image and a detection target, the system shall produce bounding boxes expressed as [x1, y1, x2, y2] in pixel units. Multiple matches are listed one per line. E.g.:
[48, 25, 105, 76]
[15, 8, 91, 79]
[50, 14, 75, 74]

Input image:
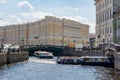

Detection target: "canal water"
[0, 57, 120, 80]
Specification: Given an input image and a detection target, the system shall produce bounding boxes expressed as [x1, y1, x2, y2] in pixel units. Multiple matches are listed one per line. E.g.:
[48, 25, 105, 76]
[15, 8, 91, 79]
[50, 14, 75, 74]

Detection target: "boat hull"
[34, 51, 53, 59]
[39, 56, 53, 59]
[56, 56, 114, 68]
[57, 61, 114, 67]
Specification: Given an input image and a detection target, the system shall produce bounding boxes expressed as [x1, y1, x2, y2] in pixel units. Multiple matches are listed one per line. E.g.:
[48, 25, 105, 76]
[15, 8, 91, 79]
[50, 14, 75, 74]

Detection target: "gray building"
[94, 0, 120, 45]
[113, 7, 120, 44]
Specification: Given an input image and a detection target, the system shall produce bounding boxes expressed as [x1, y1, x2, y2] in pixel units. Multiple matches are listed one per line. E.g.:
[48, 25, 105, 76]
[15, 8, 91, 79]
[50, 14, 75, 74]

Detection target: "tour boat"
[34, 51, 53, 59]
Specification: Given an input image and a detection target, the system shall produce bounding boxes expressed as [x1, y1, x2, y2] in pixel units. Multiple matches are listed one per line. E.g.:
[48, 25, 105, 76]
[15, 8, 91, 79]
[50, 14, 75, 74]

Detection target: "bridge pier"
[6, 49, 10, 64]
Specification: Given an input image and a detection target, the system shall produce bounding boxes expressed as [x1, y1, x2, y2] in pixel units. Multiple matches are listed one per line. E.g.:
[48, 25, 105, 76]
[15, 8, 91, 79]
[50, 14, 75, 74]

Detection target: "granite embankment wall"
[114, 52, 120, 70]
[0, 53, 7, 66]
[0, 52, 29, 66]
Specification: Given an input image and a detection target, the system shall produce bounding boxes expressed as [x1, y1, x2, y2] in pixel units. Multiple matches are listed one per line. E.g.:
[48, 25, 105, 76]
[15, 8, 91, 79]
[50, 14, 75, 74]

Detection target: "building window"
[110, 0, 112, 3]
[107, 0, 109, 5]
[103, 13, 104, 22]
[105, 12, 107, 21]
[110, 26, 112, 33]
[102, 13, 103, 22]
[105, 27, 106, 34]
[103, 28, 105, 35]
[107, 11, 109, 20]
[105, 0, 107, 7]
[110, 9, 111, 19]
[103, 28, 104, 35]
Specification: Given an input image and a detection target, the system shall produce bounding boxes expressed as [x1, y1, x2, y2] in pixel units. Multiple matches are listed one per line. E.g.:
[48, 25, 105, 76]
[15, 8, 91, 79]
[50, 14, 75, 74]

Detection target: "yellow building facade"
[0, 16, 89, 48]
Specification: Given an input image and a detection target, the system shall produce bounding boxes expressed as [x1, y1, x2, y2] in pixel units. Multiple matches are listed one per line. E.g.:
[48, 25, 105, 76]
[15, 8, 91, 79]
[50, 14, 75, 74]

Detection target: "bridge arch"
[103, 48, 115, 58]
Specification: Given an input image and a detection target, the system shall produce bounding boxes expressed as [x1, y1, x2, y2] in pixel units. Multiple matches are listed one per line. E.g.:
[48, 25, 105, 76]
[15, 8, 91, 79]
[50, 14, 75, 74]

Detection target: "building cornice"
[94, 0, 102, 5]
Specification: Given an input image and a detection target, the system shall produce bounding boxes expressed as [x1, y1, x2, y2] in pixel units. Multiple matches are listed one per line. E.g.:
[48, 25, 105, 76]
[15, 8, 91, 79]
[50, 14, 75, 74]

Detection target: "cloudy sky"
[0, 0, 96, 33]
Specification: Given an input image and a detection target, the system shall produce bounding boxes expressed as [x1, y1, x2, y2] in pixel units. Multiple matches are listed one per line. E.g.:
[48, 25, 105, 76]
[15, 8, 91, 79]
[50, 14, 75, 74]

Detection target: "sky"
[0, 0, 96, 33]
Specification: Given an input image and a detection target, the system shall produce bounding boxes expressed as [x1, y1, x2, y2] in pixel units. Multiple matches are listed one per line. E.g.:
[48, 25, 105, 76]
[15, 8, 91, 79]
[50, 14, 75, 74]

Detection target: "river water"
[0, 57, 120, 80]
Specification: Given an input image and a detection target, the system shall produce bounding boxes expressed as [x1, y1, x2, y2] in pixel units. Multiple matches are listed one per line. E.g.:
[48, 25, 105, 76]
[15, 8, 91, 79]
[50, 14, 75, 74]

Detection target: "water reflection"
[0, 57, 120, 80]
[94, 67, 120, 80]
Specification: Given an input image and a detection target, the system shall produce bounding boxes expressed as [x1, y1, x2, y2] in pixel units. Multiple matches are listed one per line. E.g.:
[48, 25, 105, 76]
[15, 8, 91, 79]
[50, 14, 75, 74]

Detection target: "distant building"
[89, 34, 96, 47]
[94, 0, 120, 45]
[0, 16, 89, 47]
[113, 7, 120, 45]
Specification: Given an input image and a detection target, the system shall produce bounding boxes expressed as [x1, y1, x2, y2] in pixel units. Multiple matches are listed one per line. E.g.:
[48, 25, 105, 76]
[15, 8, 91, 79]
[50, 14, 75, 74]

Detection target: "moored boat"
[56, 56, 114, 67]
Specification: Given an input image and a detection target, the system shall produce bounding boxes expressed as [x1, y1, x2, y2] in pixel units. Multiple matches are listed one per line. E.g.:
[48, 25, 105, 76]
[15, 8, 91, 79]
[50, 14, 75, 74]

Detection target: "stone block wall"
[0, 53, 7, 66]
[9, 52, 29, 63]
[0, 52, 29, 66]
[114, 52, 120, 70]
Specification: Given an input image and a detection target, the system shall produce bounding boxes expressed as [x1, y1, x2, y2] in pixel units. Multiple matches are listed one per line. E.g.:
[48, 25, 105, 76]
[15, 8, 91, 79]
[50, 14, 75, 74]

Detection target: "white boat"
[34, 51, 53, 59]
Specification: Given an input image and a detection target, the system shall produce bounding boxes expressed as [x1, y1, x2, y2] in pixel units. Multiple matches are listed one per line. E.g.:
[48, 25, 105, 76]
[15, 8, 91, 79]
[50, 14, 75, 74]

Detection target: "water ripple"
[0, 57, 120, 80]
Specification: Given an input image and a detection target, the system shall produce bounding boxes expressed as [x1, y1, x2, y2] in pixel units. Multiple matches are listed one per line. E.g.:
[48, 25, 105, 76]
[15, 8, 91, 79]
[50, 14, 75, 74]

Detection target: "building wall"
[0, 27, 4, 41]
[113, 19, 120, 44]
[46, 16, 62, 46]
[0, 27, 4, 48]
[95, 0, 113, 45]
[113, 8, 120, 44]
[0, 16, 89, 48]
[5, 25, 16, 44]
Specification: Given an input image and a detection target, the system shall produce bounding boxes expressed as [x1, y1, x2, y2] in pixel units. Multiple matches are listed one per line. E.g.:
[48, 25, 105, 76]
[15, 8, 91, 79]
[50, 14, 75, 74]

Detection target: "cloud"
[21, 11, 53, 21]
[17, 1, 34, 11]
[0, 20, 14, 26]
[21, 11, 87, 24]
[60, 16, 95, 33]
[63, 7, 79, 11]
[0, 12, 2, 15]
[10, 15, 22, 23]
[0, 18, 2, 20]
[16, 0, 94, 34]
[0, 12, 3, 20]
[0, 15, 21, 26]
[61, 16, 88, 24]
[21, 10, 95, 33]
[0, 0, 5, 3]
[88, 23, 95, 33]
